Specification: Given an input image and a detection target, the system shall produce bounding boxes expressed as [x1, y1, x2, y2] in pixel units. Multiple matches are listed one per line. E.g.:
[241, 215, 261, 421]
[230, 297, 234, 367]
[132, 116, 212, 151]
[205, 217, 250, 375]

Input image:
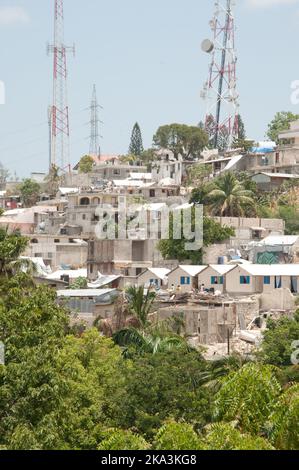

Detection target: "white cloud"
[0, 6, 30, 26]
[247, 0, 299, 7]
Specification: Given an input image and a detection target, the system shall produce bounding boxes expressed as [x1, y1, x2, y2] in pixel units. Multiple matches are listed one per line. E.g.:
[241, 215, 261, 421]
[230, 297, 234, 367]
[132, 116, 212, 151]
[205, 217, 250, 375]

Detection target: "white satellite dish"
[201, 39, 214, 54]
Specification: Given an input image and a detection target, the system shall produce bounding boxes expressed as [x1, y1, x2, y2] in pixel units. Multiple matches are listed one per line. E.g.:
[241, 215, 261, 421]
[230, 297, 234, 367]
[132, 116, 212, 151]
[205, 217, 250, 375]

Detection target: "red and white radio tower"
[201, 0, 239, 150]
[48, 0, 74, 171]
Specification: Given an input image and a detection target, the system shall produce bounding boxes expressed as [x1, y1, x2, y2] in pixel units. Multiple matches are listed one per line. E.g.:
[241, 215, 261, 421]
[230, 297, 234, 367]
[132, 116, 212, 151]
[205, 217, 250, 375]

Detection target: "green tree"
[69, 276, 88, 290]
[45, 165, 61, 195]
[269, 384, 299, 450]
[0, 162, 9, 190]
[237, 114, 246, 140]
[0, 229, 29, 276]
[201, 423, 274, 450]
[126, 286, 156, 328]
[213, 363, 281, 435]
[186, 164, 211, 187]
[113, 287, 190, 356]
[258, 312, 299, 366]
[107, 350, 211, 438]
[206, 172, 255, 217]
[158, 212, 234, 264]
[153, 421, 202, 450]
[78, 155, 94, 174]
[18, 179, 41, 207]
[189, 181, 215, 206]
[98, 429, 149, 450]
[140, 148, 156, 168]
[153, 124, 208, 160]
[129, 123, 144, 157]
[267, 111, 299, 143]
[0, 276, 123, 450]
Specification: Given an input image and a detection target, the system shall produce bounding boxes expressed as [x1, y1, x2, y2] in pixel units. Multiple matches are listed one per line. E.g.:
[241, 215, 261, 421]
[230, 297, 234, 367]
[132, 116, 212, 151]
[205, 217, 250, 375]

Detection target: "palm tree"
[44, 165, 61, 195]
[126, 286, 156, 328]
[113, 286, 193, 356]
[206, 172, 255, 217]
[114, 328, 192, 357]
[0, 229, 32, 277]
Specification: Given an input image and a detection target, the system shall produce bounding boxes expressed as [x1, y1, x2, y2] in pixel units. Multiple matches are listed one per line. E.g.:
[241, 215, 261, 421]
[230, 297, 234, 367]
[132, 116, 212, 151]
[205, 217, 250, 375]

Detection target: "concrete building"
[57, 288, 118, 325]
[151, 151, 183, 186]
[250, 172, 299, 191]
[246, 121, 299, 175]
[247, 235, 299, 264]
[67, 161, 148, 187]
[225, 264, 299, 296]
[87, 238, 168, 280]
[199, 265, 235, 294]
[167, 266, 207, 293]
[137, 267, 170, 288]
[157, 297, 260, 346]
[24, 235, 88, 270]
[0, 206, 57, 235]
[46, 268, 87, 284]
[203, 217, 285, 264]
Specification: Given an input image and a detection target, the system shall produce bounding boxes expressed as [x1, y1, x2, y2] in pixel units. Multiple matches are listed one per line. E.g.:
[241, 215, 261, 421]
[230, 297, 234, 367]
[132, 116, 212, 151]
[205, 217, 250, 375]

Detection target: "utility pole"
[48, 0, 75, 171]
[201, 0, 239, 150]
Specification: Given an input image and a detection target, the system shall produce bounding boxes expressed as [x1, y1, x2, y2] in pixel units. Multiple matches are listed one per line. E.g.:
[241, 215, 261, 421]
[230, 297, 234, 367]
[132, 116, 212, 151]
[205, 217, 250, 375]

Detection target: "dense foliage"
[158, 211, 235, 264]
[78, 155, 94, 174]
[153, 124, 209, 160]
[18, 179, 41, 207]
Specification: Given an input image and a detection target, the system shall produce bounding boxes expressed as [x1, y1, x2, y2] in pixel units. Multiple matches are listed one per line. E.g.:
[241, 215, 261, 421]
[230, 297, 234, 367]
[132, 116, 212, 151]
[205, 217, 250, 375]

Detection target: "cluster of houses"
[2, 124, 299, 344]
[132, 263, 299, 296]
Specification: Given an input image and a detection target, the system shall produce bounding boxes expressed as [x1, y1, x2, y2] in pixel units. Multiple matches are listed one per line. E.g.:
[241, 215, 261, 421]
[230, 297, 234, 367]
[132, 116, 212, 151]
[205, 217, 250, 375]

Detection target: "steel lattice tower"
[48, 0, 74, 170]
[201, 0, 239, 150]
[89, 85, 101, 157]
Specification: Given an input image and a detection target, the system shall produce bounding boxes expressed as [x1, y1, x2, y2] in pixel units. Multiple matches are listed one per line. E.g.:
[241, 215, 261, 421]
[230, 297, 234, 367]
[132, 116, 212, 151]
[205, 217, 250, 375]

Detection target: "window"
[80, 197, 90, 206]
[264, 276, 271, 285]
[252, 230, 262, 240]
[54, 239, 60, 243]
[150, 189, 156, 198]
[82, 214, 86, 220]
[180, 276, 190, 285]
[240, 276, 250, 285]
[275, 152, 280, 164]
[90, 241, 95, 256]
[150, 279, 159, 287]
[211, 276, 224, 285]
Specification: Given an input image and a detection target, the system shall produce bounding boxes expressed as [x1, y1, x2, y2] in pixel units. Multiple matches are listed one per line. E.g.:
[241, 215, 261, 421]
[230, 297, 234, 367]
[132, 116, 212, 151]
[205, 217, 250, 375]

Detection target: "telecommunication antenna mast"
[89, 85, 102, 157]
[48, 0, 74, 171]
[201, 0, 239, 149]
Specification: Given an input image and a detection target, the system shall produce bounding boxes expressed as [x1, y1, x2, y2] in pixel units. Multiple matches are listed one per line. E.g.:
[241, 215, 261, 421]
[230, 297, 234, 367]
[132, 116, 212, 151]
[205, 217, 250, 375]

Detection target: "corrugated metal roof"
[223, 154, 244, 172]
[178, 265, 207, 277]
[87, 275, 121, 288]
[147, 268, 171, 279]
[46, 269, 87, 280]
[259, 235, 299, 246]
[234, 264, 299, 276]
[208, 265, 236, 275]
[57, 288, 116, 298]
[255, 172, 299, 179]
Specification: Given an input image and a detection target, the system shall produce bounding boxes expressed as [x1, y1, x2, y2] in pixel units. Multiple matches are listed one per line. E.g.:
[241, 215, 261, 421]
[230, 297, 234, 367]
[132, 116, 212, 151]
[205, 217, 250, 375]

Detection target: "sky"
[1, 0, 299, 178]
